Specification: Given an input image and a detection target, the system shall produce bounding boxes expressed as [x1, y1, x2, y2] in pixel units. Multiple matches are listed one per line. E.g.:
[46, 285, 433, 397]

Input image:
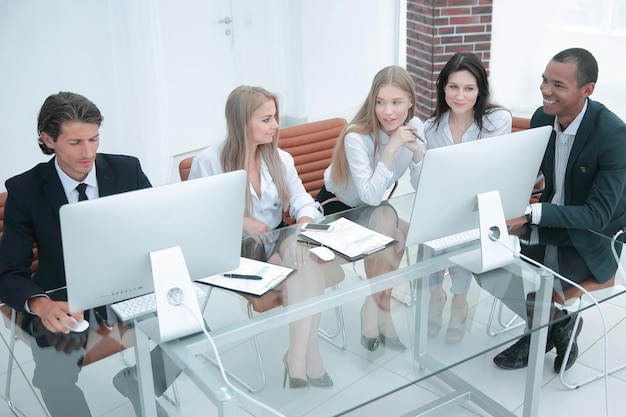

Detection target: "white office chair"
[486, 299, 525, 337]
[2, 308, 51, 416]
[556, 229, 626, 389]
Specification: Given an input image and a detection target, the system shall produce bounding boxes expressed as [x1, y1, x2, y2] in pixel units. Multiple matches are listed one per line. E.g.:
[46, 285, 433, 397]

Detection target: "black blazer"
[0, 154, 151, 311]
[531, 99, 626, 236]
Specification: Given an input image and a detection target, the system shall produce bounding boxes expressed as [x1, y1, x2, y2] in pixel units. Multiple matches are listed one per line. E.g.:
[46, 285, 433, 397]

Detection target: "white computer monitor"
[406, 126, 552, 272]
[60, 170, 246, 312]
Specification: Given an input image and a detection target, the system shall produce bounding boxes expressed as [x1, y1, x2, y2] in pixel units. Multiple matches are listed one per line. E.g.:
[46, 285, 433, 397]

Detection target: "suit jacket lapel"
[39, 158, 68, 221]
[95, 154, 116, 197]
[566, 99, 595, 175]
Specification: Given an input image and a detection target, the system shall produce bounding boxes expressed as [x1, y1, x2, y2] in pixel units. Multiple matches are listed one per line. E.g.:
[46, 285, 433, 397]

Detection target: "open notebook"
[299, 217, 396, 261]
[198, 257, 294, 297]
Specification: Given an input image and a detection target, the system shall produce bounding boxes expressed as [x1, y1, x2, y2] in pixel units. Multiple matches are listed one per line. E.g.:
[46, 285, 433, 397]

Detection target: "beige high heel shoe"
[446, 303, 468, 344]
[428, 292, 447, 337]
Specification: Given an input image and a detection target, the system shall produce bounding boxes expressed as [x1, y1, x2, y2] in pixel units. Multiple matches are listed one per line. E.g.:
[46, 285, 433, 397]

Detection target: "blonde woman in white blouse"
[317, 66, 426, 352]
[190, 86, 334, 390]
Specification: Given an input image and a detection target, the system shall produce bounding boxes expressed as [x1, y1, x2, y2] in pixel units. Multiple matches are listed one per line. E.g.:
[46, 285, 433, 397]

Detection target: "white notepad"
[198, 257, 294, 297]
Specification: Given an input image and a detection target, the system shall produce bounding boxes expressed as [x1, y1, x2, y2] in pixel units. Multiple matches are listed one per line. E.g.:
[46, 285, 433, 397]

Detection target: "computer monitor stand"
[448, 190, 516, 274]
[142, 246, 205, 343]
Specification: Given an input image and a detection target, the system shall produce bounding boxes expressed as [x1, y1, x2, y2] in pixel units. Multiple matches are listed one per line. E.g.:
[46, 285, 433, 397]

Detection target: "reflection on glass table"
[158, 193, 626, 417]
[3, 192, 626, 417]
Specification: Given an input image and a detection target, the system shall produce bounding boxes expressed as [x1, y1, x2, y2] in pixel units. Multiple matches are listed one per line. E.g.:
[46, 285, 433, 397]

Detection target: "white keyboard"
[111, 284, 207, 322]
[423, 228, 480, 255]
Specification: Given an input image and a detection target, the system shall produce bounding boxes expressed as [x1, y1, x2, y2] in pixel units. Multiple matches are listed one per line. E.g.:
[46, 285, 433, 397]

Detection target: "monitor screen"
[60, 170, 246, 312]
[406, 125, 552, 247]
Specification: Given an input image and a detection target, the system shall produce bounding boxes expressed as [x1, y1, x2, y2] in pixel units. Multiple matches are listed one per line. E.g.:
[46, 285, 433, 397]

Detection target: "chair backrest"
[179, 157, 194, 181]
[0, 192, 6, 237]
[278, 118, 347, 198]
[180, 118, 348, 197]
[0, 191, 38, 274]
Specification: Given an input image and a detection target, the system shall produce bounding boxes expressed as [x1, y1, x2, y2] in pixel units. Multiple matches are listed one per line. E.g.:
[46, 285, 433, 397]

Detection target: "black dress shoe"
[551, 314, 583, 373]
[493, 333, 556, 370]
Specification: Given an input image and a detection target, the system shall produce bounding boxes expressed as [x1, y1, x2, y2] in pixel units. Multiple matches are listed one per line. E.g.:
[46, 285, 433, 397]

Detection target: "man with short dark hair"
[494, 48, 626, 371]
[0, 92, 172, 416]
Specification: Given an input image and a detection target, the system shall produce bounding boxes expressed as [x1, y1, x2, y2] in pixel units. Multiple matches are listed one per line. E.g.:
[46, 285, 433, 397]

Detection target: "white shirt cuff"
[530, 203, 542, 225]
[24, 294, 50, 314]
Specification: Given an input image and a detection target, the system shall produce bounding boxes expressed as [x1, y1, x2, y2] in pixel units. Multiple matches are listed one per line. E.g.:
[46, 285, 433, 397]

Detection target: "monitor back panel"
[61, 170, 246, 311]
[406, 126, 551, 247]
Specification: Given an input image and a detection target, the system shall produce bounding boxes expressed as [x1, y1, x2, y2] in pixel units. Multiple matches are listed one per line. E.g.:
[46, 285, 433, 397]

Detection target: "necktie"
[76, 183, 88, 201]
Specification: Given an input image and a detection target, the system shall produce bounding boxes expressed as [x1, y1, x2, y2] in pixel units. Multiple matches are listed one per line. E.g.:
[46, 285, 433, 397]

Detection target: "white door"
[158, 0, 237, 156]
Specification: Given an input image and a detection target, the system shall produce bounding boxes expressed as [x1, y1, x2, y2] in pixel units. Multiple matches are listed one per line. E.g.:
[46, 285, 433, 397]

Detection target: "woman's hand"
[278, 234, 310, 269]
[403, 139, 425, 163]
[382, 125, 424, 167]
[243, 217, 271, 243]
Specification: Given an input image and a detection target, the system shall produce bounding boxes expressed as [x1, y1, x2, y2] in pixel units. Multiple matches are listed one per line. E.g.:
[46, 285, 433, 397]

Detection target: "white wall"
[0, 0, 401, 189]
[491, 0, 626, 119]
[0, 1, 171, 186]
[296, 1, 400, 123]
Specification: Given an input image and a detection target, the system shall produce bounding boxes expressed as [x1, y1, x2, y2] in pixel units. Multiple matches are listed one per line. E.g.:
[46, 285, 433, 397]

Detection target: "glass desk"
[158, 194, 626, 416]
[1, 192, 625, 416]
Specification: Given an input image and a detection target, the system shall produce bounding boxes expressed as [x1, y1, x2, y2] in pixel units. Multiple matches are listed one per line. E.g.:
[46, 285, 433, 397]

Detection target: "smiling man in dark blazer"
[0, 92, 172, 416]
[494, 48, 626, 372]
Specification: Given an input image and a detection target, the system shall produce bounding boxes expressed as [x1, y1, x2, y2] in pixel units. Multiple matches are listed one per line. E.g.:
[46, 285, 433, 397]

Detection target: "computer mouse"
[309, 246, 335, 261]
[62, 317, 89, 333]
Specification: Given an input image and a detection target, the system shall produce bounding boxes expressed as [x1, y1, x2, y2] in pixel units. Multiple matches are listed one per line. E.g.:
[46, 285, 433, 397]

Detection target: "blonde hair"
[330, 66, 417, 187]
[221, 86, 289, 215]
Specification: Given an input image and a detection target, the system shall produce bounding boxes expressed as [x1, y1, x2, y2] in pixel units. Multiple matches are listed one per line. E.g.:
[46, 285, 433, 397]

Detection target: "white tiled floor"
[1, 175, 626, 417]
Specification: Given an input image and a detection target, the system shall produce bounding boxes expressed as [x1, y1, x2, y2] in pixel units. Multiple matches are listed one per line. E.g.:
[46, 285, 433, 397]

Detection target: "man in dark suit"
[494, 48, 626, 371]
[0, 92, 171, 416]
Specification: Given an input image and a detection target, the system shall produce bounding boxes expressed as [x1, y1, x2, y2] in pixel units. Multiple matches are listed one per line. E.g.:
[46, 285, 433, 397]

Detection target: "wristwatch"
[524, 205, 533, 224]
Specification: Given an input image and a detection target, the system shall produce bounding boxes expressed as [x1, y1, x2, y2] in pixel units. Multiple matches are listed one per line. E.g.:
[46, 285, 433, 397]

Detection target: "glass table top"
[1, 192, 625, 416]
[161, 193, 626, 416]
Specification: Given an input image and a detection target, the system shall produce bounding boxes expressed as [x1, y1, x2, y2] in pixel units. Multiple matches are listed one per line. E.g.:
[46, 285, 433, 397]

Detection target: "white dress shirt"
[323, 116, 425, 207]
[189, 144, 322, 230]
[423, 108, 512, 149]
[54, 158, 100, 202]
[411, 108, 512, 182]
[529, 99, 588, 224]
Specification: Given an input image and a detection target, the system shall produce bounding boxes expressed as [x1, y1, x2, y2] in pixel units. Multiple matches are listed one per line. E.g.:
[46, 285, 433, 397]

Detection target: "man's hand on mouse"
[28, 297, 84, 334]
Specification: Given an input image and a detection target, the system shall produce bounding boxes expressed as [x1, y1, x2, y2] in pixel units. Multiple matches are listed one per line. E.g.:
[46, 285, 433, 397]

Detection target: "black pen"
[404, 123, 426, 145]
[223, 273, 263, 280]
[409, 129, 426, 145]
[297, 240, 321, 247]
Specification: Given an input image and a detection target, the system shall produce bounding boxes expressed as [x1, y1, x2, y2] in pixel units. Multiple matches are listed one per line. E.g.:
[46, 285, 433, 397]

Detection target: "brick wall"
[406, 0, 493, 121]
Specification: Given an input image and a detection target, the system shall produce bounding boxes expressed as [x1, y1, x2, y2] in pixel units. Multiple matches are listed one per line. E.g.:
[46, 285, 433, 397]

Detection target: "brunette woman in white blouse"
[317, 66, 426, 352]
[424, 52, 511, 344]
[190, 86, 334, 389]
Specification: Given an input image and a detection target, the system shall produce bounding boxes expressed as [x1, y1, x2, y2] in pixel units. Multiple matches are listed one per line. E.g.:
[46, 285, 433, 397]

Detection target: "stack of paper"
[299, 217, 396, 261]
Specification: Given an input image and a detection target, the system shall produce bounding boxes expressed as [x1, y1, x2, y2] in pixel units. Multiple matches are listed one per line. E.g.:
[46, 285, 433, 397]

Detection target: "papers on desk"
[299, 217, 397, 261]
[198, 257, 294, 297]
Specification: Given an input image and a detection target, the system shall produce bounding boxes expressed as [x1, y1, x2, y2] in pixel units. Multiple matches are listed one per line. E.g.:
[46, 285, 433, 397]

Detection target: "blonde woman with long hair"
[190, 86, 334, 389]
[316, 66, 426, 352]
